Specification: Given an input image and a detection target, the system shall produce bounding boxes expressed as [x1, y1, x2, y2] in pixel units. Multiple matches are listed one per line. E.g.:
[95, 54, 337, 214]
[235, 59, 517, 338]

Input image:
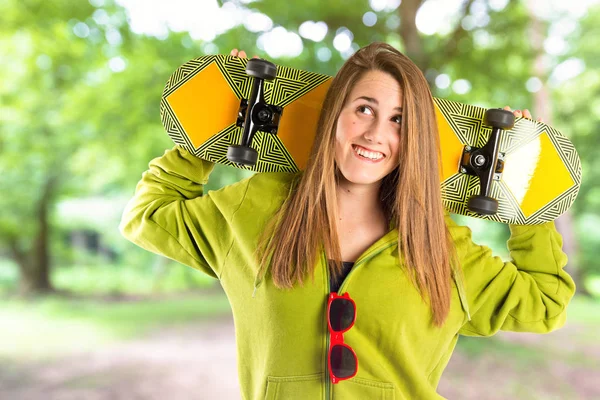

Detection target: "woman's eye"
[357, 105, 373, 115]
[392, 115, 402, 124]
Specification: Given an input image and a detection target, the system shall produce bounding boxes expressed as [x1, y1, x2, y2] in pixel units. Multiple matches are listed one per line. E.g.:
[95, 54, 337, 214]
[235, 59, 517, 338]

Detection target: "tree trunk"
[525, 0, 590, 296]
[13, 176, 56, 296]
[399, 0, 426, 69]
[398, 0, 475, 78]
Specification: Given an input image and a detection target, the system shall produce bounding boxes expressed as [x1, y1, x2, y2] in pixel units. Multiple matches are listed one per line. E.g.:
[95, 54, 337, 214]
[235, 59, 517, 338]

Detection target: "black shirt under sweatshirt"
[329, 261, 355, 293]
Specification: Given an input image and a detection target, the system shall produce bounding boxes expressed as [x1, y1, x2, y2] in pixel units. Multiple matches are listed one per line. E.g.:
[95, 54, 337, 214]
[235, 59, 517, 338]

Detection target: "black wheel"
[246, 59, 277, 80]
[467, 195, 498, 215]
[227, 145, 258, 166]
[484, 108, 515, 130]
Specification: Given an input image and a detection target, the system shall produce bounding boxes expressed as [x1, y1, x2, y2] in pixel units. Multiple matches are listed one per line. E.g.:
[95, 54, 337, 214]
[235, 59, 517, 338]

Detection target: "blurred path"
[439, 323, 600, 400]
[1, 316, 598, 400]
[0, 315, 241, 400]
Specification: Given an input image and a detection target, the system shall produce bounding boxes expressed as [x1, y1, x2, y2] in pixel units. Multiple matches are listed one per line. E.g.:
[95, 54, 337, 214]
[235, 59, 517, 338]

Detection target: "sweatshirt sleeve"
[118, 146, 251, 279]
[451, 219, 576, 337]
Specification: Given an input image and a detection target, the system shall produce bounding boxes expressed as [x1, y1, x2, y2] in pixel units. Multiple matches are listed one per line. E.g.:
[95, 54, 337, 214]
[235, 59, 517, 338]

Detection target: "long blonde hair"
[255, 42, 460, 327]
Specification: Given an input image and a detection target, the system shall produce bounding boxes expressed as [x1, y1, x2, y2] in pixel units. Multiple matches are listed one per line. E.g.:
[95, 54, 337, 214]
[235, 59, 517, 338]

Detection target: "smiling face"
[334, 69, 403, 188]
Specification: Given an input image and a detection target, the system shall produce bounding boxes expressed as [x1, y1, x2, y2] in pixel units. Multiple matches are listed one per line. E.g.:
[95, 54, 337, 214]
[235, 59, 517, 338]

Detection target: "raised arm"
[448, 219, 577, 336]
[119, 146, 253, 279]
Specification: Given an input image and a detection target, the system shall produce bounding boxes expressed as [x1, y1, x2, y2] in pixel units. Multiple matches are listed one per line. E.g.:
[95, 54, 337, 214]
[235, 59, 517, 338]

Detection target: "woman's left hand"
[503, 106, 543, 123]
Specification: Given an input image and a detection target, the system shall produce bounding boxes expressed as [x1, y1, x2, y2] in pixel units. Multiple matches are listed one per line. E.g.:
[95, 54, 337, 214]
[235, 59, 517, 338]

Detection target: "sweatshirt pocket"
[334, 377, 396, 400]
[264, 372, 324, 400]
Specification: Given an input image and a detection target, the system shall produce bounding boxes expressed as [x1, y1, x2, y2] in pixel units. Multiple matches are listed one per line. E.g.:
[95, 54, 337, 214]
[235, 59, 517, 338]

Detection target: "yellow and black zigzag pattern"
[160, 55, 329, 173]
[160, 57, 218, 152]
[162, 57, 216, 96]
[160, 101, 193, 150]
[434, 98, 489, 147]
[435, 98, 581, 224]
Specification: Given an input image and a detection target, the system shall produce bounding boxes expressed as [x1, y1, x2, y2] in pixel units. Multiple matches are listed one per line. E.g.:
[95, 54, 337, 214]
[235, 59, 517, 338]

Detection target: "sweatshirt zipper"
[324, 237, 397, 400]
[338, 239, 397, 294]
[323, 251, 331, 400]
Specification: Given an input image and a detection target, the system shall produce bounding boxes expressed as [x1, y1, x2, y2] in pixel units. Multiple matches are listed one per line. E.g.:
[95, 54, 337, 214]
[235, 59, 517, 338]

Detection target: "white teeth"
[353, 145, 383, 160]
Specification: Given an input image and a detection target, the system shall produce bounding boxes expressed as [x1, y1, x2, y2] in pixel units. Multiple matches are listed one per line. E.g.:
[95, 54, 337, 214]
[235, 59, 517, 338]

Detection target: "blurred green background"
[1, 0, 599, 399]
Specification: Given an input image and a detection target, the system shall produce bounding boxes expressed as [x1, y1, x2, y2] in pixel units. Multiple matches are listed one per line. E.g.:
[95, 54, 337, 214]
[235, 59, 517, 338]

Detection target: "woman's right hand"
[230, 48, 259, 59]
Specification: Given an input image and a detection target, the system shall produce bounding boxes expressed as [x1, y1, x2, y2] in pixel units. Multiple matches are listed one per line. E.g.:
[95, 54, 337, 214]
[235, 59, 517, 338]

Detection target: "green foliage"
[52, 262, 217, 295]
[566, 294, 600, 325]
[554, 15, 600, 203]
[0, 0, 258, 285]
[426, 1, 534, 107]
[223, 0, 391, 74]
[457, 296, 600, 372]
[0, 292, 231, 359]
[551, 6, 600, 275]
[0, 257, 217, 296]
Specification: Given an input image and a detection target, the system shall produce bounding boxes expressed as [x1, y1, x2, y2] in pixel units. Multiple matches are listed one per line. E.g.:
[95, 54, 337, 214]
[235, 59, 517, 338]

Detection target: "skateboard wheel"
[227, 145, 258, 166]
[246, 59, 277, 80]
[467, 195, 498, 215]
[484, 108, 515, 130]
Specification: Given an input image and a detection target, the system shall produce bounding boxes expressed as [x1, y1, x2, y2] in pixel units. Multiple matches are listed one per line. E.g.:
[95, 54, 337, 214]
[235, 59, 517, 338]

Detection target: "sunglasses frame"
[327, 292, 358, 384]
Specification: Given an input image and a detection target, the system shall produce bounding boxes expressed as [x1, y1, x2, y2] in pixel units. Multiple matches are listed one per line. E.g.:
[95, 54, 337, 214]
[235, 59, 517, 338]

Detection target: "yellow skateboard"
[160, 55, 581, 225]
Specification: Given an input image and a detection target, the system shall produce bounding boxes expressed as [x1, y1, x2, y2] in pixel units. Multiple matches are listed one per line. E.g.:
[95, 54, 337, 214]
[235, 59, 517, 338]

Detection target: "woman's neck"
[336, 182, 385, 224]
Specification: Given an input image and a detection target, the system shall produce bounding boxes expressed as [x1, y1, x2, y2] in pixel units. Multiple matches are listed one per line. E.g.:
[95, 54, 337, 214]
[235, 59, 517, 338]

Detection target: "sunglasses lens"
[330, 344, 357, 378]
[329, 298, 355, 332]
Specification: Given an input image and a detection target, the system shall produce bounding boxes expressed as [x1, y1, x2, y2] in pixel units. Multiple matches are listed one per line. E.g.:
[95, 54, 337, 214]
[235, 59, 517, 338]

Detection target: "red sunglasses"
[327, 292, 358, 384]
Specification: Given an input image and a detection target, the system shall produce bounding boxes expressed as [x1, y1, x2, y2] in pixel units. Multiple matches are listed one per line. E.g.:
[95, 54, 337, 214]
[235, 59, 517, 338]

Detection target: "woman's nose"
[363, 120, 385, 143]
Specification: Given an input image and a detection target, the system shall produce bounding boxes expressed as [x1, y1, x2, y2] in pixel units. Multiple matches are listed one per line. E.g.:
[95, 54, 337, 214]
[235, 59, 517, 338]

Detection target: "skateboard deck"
[160, 55, 581, 225]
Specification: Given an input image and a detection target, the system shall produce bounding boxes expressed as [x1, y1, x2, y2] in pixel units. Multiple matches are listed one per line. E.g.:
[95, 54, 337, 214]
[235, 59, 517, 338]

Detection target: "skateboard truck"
[227, 58, 282, 166]
[459, 108, 515, 216]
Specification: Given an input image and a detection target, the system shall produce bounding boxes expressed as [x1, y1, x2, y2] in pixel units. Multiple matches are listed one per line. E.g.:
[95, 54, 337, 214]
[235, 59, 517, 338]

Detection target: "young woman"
[120, 43, 576, 400]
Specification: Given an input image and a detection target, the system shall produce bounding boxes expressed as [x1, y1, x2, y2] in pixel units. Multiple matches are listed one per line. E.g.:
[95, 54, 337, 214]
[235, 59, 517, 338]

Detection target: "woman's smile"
[351, 144, 386, 163]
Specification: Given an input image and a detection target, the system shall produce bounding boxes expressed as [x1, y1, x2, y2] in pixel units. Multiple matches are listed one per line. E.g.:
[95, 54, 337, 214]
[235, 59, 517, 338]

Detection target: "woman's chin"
[338, 170, 383, 186]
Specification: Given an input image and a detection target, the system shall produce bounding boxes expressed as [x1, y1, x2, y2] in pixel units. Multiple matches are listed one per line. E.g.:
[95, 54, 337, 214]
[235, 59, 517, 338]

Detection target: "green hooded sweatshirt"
[119, 146, 576, 400]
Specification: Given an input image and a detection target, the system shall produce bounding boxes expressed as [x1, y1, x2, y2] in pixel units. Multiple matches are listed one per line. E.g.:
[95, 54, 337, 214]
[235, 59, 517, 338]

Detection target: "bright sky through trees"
[111, 0, 597, 86]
